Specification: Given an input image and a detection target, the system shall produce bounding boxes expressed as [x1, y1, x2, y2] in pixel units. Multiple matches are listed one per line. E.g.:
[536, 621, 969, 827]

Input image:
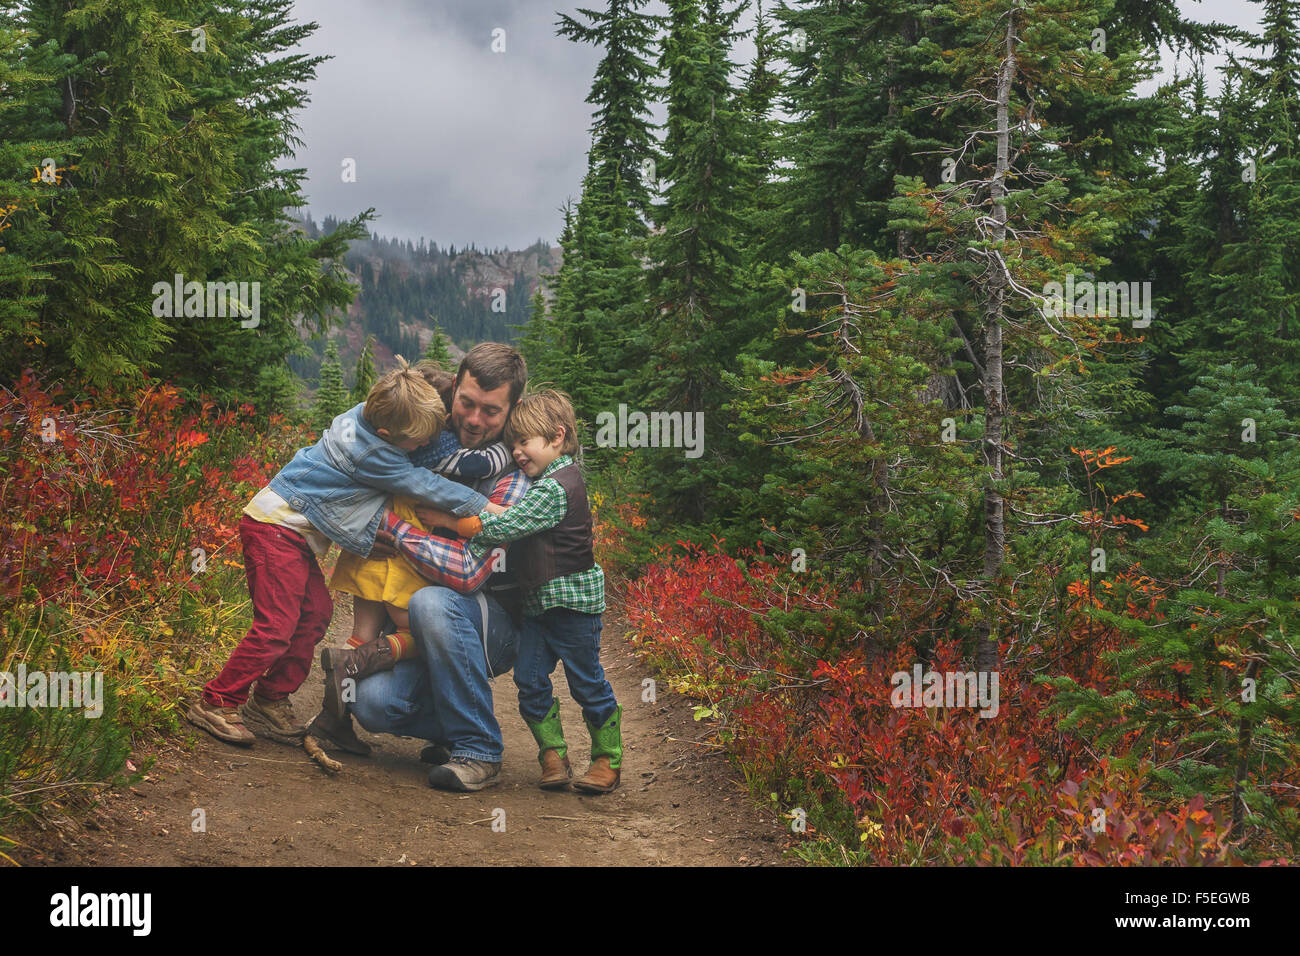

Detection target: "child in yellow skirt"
[322, 362, 513, 722]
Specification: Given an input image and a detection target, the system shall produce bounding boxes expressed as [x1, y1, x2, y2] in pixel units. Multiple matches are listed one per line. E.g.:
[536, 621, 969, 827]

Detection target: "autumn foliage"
[624, 537, 1282, 865]
[0, 371, 316, 833]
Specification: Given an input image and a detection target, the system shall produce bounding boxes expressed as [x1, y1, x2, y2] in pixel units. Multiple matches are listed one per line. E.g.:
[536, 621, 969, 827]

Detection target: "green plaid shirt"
[468, 455, 605, 616]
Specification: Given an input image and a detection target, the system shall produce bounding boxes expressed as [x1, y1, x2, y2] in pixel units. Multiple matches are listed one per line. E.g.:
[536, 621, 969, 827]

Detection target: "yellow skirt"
[330, 496, 431, 611]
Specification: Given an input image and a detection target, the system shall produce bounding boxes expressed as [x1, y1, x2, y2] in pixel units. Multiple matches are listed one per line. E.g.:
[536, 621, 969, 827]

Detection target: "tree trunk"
[832, 289, 888, 596]
[1216, 497, 1228, 598]
[974, 10, 1018, 673]
[1232, 657, 1263, 839]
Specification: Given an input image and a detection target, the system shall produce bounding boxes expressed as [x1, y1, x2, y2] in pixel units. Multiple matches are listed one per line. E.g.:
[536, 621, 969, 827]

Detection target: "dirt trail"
[19, 598, 791, 866]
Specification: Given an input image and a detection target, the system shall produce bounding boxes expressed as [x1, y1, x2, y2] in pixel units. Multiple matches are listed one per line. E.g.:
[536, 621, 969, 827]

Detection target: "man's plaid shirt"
[383, 469, 529, 593]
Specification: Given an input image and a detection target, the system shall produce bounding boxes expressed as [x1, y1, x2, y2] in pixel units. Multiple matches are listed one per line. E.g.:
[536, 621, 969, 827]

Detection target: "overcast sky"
[289, 0, 1262, 251]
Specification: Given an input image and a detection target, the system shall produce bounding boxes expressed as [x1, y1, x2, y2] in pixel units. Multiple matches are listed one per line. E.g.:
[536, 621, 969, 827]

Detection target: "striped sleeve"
[434, 440, 512, 479]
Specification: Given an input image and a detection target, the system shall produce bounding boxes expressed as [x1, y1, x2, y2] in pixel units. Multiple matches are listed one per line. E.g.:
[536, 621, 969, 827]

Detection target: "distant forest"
[289, 214, 546, 385]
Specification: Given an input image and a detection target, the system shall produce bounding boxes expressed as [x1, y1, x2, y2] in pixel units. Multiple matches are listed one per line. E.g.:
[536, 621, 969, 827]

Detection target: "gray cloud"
[291, 0, 609, 249]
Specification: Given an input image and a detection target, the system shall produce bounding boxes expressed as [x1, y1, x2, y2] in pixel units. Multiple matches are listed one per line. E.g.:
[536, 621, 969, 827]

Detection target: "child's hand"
[483, 502, 507, 515]
[370, 524, 398, 559]
[415, 506, 459, 532]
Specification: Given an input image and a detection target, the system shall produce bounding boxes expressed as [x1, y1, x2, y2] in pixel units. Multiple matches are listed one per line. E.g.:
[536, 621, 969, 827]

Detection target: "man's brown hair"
[455, 342, 527, 406]
[363, 356, 446, 443]
[504, 389, 580, 456]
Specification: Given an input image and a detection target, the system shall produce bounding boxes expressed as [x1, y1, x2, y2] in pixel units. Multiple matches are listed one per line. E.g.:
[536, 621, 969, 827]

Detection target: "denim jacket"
[268, 403, 488, 557]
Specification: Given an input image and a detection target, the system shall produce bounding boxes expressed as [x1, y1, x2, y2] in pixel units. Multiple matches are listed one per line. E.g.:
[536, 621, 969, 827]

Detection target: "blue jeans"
[350, 586, 518, 763]
[515, 607, 618, 728]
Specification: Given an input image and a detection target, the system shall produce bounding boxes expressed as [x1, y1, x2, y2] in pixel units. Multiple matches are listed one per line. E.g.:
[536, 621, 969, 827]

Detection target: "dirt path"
[18, 597, 792, 866]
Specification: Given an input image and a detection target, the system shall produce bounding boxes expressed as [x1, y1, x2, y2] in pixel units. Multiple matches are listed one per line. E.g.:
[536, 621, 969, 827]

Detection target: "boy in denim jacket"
[187, 358, 493, 747]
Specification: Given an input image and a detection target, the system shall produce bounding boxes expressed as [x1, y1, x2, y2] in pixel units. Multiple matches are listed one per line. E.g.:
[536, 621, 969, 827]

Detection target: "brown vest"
[508, 462, 595, 592]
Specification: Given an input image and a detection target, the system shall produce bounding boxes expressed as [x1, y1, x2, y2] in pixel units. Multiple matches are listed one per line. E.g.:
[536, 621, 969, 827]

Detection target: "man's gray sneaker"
[428, 757, 501, 792]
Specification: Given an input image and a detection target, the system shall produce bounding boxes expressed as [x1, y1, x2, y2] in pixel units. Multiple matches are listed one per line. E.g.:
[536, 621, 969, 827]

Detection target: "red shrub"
[626, 543, 1242, 865]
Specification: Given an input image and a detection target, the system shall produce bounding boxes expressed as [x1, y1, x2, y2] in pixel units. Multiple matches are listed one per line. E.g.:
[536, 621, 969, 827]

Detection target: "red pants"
[203, 516, 334, 707]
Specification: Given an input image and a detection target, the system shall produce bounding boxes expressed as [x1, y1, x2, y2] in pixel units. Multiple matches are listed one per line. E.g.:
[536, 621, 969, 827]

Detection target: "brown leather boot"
[572, 756, 620, 794]
[572, 706, 622, 794]
[538, 748, 572, 790]
[305, 707, 372, 756]
[524, 699, 571, 790]
[321, 639, 395, 718]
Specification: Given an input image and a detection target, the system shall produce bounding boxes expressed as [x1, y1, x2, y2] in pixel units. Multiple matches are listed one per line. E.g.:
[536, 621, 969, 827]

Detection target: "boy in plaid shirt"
[435, 390, 621, 793]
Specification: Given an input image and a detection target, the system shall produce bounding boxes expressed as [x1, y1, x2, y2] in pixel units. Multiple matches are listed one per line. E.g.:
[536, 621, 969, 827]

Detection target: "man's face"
[450, 372, 513, 449]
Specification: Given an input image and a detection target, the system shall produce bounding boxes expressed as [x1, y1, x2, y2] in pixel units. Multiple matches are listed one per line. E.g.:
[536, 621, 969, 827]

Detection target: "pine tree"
[887, 0, 1143, 668]
[4, 0, 207, 386]
[631, 0, 752, 521]
[313, 339, 349, 429]
[556, 0, 661, 231]
[0, 5, 69, 353]
[522, 0, 661, 436]
[1167, 1, 1300, 417]
[726, 245, 974, 643]
[766, 0, 972, 261]
[517, 286, 558, 383]
[351, 335, 377, 403]
[1051, 370, 1300, 853]
[155, 0, 371, 412]
[423, 317, 453, 368]
[521, 200, 585, 392]
[0, 0, 370, 411]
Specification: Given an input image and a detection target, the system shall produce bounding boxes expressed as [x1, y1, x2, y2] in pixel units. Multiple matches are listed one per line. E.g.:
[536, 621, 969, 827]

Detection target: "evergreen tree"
[0, 0, 370, 411]
[766, 0, 971, 261]
[0, 4, 69, 350]
[521, 200, 586, 393]
[313, 339, 349, 429]
[522, 0, 661, 437]
[888, 0, 1141, 668]
[556, 0, 661, 229]
[351, 334, 377, 403]
[632, 0, 751, 521]
[1164, 1, 1300, 418]
[517, 286, 556, 382]
[423, 317, 453, 368]
[733, 0, 783, 240]
[727, 245, 974, 644]
[1052, 370, 1300, 853]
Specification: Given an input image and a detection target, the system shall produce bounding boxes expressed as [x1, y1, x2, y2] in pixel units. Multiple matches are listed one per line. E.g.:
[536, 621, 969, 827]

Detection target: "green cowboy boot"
[573, 704, 621, 794]
[524, 698, 571, 790]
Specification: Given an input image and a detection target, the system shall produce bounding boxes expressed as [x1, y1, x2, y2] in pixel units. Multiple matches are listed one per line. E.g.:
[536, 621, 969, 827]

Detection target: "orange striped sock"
[347, 634, 367, 648]
[386, 630, 417, 660]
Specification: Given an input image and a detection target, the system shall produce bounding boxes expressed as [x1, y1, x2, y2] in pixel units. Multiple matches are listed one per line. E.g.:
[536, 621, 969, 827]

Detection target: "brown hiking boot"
[242, 694, 307, 744]
[538, 749, 572, 790]
[187, 699, 255, 747]
[305, 708, 372, 757]
[321, 640, 395, 719]
[572, 757, 620, 794]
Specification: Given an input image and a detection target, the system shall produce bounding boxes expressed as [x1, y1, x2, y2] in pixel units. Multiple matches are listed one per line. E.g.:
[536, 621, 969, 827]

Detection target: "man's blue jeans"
[350, 586, 518, 763]
[515, 607, 617, 728]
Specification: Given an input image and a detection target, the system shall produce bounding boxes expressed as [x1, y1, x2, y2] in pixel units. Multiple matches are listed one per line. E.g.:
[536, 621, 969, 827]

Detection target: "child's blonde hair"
[504, 389, 580, 455]
[363, 355, 446, 444]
